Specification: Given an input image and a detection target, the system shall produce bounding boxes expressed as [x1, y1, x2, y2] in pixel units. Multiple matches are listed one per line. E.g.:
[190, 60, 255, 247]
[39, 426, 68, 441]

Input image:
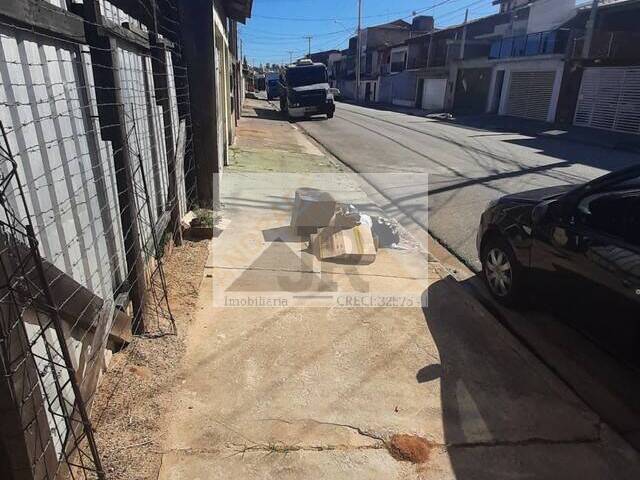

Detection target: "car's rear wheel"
[481, 236, 524, 307]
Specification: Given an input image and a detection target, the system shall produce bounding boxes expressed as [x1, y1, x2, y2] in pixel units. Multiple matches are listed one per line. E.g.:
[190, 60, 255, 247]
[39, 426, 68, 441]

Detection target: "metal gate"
[506, 71, 556, 121]
[422, 79, 447, 111]
[574, 66, 640, 135]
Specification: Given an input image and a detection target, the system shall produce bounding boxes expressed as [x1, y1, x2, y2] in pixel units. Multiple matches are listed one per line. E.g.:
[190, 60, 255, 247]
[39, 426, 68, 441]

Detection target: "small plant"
[192, 208, 217, 228]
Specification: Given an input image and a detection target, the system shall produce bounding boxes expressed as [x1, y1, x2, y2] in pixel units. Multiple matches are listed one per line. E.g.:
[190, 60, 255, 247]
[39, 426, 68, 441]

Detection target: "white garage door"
[574, 67, 640, 135]
[506, 71, 556, 121]
[422, 79, 447, 111]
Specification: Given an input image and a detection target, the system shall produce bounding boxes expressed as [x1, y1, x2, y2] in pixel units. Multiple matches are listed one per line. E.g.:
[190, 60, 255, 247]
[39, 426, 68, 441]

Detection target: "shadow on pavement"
[420, 277, 640, 478]
[252, 107, 285, 121]
[458, 272, 640, 450]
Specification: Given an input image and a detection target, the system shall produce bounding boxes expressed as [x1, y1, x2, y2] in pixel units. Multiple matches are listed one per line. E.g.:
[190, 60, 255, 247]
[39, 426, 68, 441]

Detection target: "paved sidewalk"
[158, 98, 640, 479]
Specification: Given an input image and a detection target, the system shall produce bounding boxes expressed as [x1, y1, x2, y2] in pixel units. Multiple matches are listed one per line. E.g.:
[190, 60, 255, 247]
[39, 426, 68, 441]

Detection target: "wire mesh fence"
[0, 0, 224, 478]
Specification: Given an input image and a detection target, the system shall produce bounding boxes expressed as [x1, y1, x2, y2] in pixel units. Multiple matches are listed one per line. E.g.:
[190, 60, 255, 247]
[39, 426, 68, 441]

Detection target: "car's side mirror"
[532, 199, 567, 225]
[531, 202, 549, 225]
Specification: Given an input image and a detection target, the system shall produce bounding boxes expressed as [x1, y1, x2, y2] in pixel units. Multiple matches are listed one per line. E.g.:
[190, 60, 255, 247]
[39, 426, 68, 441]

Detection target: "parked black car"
[477, 166, 640, 321]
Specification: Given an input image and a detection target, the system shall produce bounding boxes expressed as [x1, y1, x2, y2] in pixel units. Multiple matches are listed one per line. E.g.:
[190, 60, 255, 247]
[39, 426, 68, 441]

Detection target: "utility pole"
[356, 0, 363, 102]
[582, 0, 600, 59]
[460, 9, 469, 60]
[304, 36, 312, 57]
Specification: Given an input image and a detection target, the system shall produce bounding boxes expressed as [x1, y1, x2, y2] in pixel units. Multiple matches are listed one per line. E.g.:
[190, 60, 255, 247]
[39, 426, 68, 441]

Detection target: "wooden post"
[177, 0, 220, 208]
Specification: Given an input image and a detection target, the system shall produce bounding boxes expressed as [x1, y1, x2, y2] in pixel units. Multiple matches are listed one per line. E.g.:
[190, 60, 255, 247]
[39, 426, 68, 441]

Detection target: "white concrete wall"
[528, 0, 575, 34]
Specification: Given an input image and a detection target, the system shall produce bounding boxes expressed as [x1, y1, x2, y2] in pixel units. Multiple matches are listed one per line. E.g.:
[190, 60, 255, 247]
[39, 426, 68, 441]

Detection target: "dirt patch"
[388, 434, 433, 464]
[91, 239, 209, 480]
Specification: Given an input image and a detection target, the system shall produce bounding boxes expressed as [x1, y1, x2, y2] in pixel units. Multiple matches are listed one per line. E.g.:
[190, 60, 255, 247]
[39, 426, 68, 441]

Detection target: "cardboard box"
[290, 188, 337, 235]
[311, 224, 377, 264]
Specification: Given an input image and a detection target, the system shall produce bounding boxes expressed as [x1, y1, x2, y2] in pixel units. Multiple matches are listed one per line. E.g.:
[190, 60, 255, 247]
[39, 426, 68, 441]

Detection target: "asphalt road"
[298, 102, 640, 270]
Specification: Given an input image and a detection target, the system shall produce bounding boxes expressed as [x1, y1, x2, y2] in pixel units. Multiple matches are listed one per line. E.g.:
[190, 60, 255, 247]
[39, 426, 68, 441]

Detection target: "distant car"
[266, 79, 279, 100]
[477, 166, 640, 318]
[329, 87, 342, 101]
[266, 72, 280, 100]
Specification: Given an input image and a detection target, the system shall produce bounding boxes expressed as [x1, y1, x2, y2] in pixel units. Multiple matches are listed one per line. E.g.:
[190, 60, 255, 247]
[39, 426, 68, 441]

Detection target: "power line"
[252, 0, 458, 22]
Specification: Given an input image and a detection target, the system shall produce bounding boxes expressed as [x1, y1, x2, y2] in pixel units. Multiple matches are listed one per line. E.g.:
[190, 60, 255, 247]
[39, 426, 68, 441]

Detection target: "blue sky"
[240, 0, 501, 66]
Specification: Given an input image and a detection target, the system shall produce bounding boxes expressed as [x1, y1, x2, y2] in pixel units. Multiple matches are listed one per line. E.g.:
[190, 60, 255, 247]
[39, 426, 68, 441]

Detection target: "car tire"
[327, 112, 334, 119]
[481, 235, 525, 307]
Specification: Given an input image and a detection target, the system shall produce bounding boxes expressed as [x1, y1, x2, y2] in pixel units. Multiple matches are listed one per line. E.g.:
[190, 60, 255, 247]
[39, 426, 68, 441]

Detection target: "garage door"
[507, 71, 556, 122]
[422, 79, 447, 110]
[574, 67, 640, 134]
[506, 71, 556, 121]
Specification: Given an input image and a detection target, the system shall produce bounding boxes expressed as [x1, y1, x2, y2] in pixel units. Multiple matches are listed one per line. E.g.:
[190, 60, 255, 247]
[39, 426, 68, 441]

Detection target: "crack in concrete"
[227, 442, 386, 454]
[257, 417, 386, 443]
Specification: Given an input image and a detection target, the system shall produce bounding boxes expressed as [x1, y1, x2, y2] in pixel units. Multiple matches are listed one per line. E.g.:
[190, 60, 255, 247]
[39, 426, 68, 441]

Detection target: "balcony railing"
[489, 29, 569, 60]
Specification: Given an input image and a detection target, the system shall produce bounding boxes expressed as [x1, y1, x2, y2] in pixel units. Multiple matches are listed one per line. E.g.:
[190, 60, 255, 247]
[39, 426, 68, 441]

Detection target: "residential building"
[376, 15, 487, 111]
[0, 1, 252, 479]
[180, 0, 252, 204]
[333, 17, 432, 102]
[375, 0, 576, 119]
[308, 49, 341, 67]
[355, 16, 435, 104]
[479, 0, 576, 122]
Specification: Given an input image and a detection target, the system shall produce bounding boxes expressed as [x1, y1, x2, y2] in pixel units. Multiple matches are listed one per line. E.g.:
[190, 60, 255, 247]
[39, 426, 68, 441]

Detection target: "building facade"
[325, 0, 640, 132]
[0, 1, 252, 479]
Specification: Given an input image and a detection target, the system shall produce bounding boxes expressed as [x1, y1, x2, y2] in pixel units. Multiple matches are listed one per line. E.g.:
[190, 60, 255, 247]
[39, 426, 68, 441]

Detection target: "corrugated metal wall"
[0, 3, 181, 303]
[0, 1, 190, 475]
[0, 24, 126, 466]
[99, 0, 148, 31]
[0, 26, 126, 302]
[117, 44, 170, 251]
